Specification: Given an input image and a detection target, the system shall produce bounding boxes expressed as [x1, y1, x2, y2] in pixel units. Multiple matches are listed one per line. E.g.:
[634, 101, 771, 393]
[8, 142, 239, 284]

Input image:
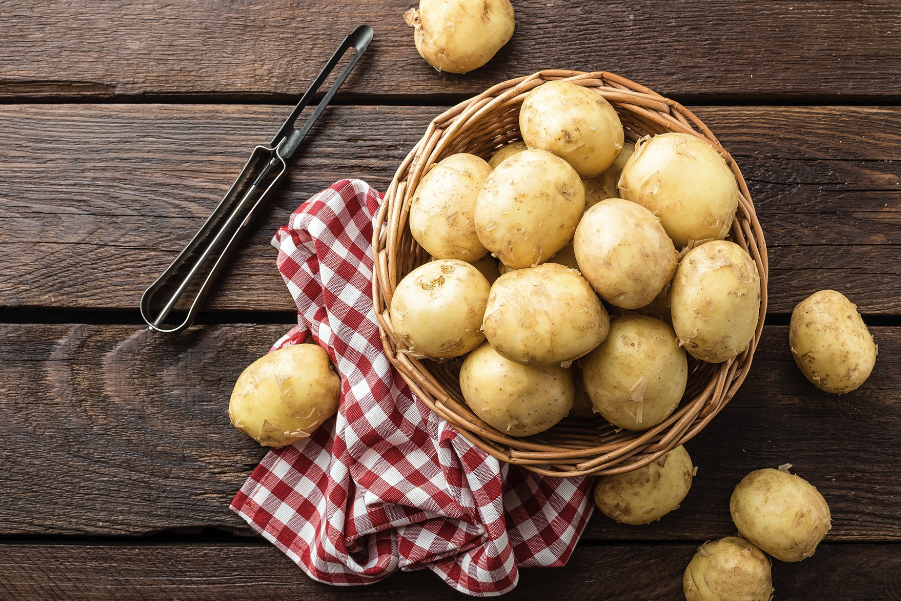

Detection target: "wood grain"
[1, 542, 900, 600]
[0, 1, 899, 101]
[1, 104, 898, 314]
[1, 323, 899, 541]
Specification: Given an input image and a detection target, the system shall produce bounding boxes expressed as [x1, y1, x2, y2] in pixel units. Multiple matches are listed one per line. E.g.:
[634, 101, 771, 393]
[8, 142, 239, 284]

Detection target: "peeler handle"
[140, 146, 287, 333]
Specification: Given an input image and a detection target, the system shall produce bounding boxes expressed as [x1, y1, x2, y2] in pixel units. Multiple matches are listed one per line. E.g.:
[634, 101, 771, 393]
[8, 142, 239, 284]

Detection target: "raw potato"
[496, 242, 579, 275]
[488, 140, 528, 169]
[583, 142, 635, 208]
[476, 149, 585, 269]
[671, 241, 761, 363]
[410, 153, 491, 262]
[683, 537, 774, 601]
[390, 259, 490, 359]
[593, 445, 693, 525]
[730, 467, 832, 562]
[483, 263, 610, 366]
[520, 80, 625, 177]
[581, 314, 687, 431]
[573, 198, 679, 309]
[229, 344, 341, 447]
[460, 342, 574, 436]
[790, 290, 877, 393]
[618, 133, 739, 249]
[404, 0, 515, 74]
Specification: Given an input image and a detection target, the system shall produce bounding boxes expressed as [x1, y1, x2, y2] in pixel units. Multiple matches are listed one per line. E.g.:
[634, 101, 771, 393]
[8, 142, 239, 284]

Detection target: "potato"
[520, 81, 625, 177]
[790, 290, 877, 393]
[390, 259, 490, 359]
[583, 142, 635, 208]
[573, 198, 679, 309]
[730, 467, 832, 562]
[618, 133, 739, 249]
[410, 153, 491, 262]
[488, 140, 528, 169]
[460, 342, 574, 436]
[671, 241, 761, 363]
[404, 0, 515, 74]
[475, 149, 585, 269]
[483, 263, 610, 366]
[593, 445, 693, 525]
[683, 537, 774, 601]
[470, 254, 501, 285]
[581, 314, 687, 431]
[229, 344, 341, 447]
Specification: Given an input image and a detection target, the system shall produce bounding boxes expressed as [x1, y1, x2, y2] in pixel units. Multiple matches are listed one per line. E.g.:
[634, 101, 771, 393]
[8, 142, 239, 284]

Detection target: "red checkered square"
[231, 180, 594, 596]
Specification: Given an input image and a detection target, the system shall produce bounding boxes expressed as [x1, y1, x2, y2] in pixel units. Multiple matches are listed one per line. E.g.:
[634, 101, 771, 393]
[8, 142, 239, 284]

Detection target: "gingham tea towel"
[231, 179, 594, 596]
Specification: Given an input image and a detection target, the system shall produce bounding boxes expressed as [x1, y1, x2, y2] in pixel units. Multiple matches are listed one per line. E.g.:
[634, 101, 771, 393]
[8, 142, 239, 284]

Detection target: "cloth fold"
[231, 179, 593, 596]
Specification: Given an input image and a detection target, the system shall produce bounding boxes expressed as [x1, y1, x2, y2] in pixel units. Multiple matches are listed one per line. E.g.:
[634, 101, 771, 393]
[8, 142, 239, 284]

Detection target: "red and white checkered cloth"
[231, 179, 594, 596]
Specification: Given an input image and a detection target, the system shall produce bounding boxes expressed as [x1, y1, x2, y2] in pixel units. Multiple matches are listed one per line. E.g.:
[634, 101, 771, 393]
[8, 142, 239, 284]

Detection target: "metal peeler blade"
[140, 25, 373, 333]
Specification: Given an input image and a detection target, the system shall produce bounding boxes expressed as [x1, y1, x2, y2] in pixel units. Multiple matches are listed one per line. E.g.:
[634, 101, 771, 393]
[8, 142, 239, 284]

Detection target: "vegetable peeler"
[140, 25, 373, 333]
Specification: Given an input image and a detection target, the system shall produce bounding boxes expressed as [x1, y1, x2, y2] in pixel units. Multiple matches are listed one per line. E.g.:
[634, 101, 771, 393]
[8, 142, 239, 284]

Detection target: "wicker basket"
[372, 70, 768, 478]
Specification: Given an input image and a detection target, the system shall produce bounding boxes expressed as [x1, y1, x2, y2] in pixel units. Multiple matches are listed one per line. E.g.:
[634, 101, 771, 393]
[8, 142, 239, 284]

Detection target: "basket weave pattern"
[372, 71, 768, 477]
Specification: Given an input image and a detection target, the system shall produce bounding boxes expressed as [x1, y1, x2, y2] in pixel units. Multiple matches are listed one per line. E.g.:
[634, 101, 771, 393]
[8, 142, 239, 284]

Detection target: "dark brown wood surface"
[1, 105, 899, 314]
[2, 324, 899, 542]
[2, 0, 900, 597]
[2, 542, 900, 600]
[1, 1, 899, 101]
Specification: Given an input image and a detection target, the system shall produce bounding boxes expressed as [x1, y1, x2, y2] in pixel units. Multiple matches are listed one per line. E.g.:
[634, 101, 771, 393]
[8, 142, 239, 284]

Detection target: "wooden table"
[1, 1, 899, 599]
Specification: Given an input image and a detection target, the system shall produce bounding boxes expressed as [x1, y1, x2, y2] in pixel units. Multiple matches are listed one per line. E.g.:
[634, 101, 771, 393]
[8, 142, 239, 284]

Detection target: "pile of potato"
[389, 80, 762, 439]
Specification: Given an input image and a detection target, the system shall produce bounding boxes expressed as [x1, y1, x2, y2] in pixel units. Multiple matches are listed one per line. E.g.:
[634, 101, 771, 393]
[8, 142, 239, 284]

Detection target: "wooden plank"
[1, 104, 899, 314]
[0, 1, 899, 100]
[1, 542, 899, 600]
[0, 324, 899, 541]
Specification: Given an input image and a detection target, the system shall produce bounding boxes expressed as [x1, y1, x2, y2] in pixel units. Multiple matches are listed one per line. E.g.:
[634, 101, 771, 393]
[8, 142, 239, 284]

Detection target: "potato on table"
[390, 259, 490, 359]
[790, 289, 877, 393]
[482, 263, 609, 366]
[593, 445, 694, 525]
[520, 80, 625, 177]
[410, 153, 491, 263]
[730, 467, 832, 562]
[229, 344, 341, 447]
[618, 132, 739, 249]
[671, 240, 760, 363]
[475, 148, 585, 269]
[581, 314, 687, 431]
[404, 0, 515, 74]
[683, 537, 773, 601]
[460, 342, 574, 437]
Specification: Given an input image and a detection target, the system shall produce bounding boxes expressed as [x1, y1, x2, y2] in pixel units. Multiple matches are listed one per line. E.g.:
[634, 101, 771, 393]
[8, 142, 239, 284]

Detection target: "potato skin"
[618, 133, 739, 249]
[475, 149, 585, 269]
[683, 537, 773, 601]
[790, 290, 877, 393]
[567, 364, 597, 419]
[730, 468, 832, 562]
[229, 344, 341, 447]
[460, 342, 574, 437]
[583, 142, 635, 209]
[671, 241, 761, 363]
[483, 263, 610, 366]
[410, 153, 491, 262]
[593, 445, 693, 525]
[573, 198, 679, 309]
[404, 0, 515, 74]
[520, 81, 625, 177]
[390, 260, 490, 359]
[470, 254, 501, 285]
[488, 140, 528, 169]
[581, 314, 687, 431]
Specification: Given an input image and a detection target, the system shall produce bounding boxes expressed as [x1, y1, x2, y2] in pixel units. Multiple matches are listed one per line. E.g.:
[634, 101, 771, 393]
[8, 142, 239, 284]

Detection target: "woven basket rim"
[371, 70, 769, 477]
